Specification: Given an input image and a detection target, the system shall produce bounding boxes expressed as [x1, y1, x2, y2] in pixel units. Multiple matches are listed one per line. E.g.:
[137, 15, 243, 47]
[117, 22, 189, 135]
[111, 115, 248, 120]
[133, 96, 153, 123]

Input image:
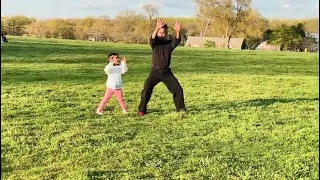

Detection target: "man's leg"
[162, 70, 186, 112]
[138, 70, 161, 114]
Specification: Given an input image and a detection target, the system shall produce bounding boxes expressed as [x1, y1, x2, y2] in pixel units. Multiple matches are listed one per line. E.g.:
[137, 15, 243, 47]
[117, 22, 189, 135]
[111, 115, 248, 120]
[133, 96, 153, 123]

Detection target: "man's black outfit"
[138, 36, 186, 113]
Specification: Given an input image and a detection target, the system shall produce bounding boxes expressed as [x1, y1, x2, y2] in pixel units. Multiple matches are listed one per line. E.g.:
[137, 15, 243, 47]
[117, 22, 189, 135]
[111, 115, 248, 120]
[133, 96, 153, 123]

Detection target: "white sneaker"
[122, 109, 129, 114]
[96, 109, 103, 115]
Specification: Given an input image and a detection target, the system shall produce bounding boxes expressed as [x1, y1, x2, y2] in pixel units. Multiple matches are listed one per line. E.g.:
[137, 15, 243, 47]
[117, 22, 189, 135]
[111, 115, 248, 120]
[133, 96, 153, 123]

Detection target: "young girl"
[97, 52, 129, 115]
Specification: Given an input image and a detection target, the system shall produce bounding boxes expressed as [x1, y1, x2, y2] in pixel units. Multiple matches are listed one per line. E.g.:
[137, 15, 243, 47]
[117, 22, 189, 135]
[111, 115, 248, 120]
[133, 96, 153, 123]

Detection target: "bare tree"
[215, 0, 251, 47]
[142, 4, 160, 34]
[195, 0, 218, 37]
[195, 0, 251, 47]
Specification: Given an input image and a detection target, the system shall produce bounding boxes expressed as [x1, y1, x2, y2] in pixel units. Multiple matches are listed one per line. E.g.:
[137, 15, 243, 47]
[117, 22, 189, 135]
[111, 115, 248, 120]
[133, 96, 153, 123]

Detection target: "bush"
[204, 40, 216, 48]
[244, 37, 262, 50]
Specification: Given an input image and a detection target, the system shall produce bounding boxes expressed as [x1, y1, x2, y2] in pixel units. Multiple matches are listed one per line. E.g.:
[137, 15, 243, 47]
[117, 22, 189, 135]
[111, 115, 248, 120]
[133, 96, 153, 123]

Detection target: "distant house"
[87, 32, 107, 42]
[185, 36, 245, 49]
[310, 33, 319, 52]
[310, 33, 319, 41]
[256, 41, 281, 51]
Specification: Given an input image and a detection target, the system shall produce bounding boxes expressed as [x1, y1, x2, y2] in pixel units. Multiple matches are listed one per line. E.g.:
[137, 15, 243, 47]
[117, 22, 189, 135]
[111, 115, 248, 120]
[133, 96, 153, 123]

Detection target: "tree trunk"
[203, 20, 211, 37]
[224, 27, 229, 48]
[227, 35, 232, 49]
[200, 16, 205, 37]
[149, 17, 152, 35]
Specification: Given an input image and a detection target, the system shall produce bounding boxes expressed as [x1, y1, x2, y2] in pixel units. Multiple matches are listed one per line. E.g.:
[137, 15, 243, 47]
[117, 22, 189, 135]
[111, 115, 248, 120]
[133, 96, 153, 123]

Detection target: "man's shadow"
[87, 169, 140, 180]
[187, 97, 319, 114]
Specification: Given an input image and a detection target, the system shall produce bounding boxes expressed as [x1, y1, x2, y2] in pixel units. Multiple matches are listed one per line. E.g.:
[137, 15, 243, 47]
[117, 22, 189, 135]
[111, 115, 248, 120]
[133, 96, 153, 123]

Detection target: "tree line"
[1, 0, 318, 51]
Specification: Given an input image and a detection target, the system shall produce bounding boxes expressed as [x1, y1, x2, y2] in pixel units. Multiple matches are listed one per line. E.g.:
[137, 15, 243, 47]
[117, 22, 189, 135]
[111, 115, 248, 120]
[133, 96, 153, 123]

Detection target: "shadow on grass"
[0, 66, 147, 84]
[1, 42, 151, 60]
[2, 40, 318, 77]
[2, 59, 318, 85]
[239, 98, 319, 106]
[87, 170, 154, 179]
[187, 97, 319, 114]
[146, 108, 167, 114]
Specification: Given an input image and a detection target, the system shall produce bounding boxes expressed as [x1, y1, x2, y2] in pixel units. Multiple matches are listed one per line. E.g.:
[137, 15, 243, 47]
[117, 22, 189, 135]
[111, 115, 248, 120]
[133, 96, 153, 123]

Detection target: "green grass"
[1, 36, 319, 179]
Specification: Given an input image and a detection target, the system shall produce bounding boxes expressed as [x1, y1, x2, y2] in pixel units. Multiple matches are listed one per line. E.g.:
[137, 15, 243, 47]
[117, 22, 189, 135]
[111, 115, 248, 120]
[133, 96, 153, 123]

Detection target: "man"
[138, 18, 186, 116]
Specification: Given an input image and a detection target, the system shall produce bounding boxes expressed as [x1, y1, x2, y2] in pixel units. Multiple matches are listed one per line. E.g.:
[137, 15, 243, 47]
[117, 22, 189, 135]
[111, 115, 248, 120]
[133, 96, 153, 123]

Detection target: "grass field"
[1, 36, 319, 179]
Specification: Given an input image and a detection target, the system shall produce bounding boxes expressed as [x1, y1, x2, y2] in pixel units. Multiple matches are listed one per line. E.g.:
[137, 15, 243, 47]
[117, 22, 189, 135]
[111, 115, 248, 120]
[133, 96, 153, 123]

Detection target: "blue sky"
[1, 0, 319, 19]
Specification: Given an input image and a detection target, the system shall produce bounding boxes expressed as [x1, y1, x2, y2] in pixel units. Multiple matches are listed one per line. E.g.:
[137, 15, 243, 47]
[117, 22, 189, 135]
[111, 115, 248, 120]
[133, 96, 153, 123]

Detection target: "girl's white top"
[104, 61, 128, 89]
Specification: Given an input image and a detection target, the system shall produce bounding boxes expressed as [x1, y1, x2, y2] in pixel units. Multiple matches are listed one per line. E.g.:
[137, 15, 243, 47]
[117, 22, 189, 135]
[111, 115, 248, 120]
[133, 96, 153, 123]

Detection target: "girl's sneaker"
[96, 109, 103, 115]
[122, 109, 129, 114]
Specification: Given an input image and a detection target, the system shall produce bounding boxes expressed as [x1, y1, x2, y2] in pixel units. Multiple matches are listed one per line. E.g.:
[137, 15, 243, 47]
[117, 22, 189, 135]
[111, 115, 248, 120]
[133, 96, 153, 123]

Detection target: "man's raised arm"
[171, 21, 181, 51]
[151, 28, 159, 40]
[151, 18, 164, 39]
[150, 28, 159, 47]
[150, 18, 165, 47]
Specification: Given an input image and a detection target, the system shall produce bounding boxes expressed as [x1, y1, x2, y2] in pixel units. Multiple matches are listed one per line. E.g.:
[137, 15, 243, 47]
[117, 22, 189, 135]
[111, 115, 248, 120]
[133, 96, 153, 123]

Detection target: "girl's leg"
[97, 88, 114, 112]
[114, 89, 128, 112]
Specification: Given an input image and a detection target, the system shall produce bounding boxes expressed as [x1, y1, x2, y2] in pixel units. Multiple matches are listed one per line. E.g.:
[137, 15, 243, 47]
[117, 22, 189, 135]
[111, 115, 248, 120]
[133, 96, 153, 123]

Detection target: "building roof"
[185, 36, 245, 49]
[310, 33, 319, 39]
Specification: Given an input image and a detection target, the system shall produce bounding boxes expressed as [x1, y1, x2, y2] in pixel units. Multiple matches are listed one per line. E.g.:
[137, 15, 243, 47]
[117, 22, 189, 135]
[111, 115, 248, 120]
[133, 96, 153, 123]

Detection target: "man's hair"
[108, 52, 119, 58]
[162, 24, 168, 29]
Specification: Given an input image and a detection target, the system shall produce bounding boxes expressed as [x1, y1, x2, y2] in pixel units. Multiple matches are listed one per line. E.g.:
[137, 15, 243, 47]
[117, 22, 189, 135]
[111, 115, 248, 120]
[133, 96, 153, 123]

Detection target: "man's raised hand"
[156, 18, 164, 30]
[173, 21, 181, 32]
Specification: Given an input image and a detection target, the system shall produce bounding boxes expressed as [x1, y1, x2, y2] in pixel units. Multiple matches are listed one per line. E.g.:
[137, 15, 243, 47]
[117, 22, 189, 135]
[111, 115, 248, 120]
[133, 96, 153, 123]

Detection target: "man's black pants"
[138, 67, 186, 113]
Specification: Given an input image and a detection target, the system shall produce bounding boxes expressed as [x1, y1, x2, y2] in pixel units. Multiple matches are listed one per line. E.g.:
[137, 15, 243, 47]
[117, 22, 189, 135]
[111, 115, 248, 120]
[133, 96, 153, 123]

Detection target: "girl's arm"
[104, 62, 113, 75]
[121, 61, 128, 74]
[121, 56, 128, 74]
